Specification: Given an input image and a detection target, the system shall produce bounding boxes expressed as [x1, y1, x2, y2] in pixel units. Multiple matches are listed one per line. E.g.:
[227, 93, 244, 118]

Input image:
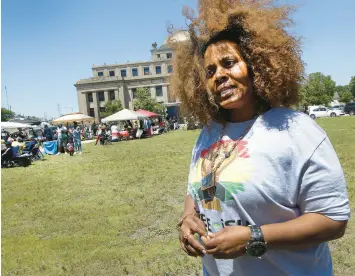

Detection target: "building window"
[132, 68, 138, 77]
[155, 66, 161, 74]
[98, 91, 105, 102]
[144, 67, 150, 75]
[168, 65, 173, 73]
[98, 71, 104, 77]
[121, 69, 127, 77]
[88, 93, 93, 103]
[167, 53, 172, 59]
[109, 90, 115, 101]
[157, 54, 160, 58]
[100, 107, 106, 112]
[89, 108, 95, 117]
[131, 88, 137, 99]
[109, 70, 115, 77]
[156, 85, 163, 97]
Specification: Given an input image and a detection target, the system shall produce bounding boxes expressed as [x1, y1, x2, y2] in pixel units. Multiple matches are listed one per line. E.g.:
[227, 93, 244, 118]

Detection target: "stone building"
[74, 31, 188, 122]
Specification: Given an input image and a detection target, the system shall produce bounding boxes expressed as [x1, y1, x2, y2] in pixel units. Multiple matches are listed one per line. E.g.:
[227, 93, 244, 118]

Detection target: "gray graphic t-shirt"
[187, 108, 350, 276]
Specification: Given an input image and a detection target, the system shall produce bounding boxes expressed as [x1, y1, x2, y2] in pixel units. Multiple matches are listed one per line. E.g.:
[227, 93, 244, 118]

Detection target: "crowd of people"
[54, 123, 82, 155]
[1, 115, 185, 161]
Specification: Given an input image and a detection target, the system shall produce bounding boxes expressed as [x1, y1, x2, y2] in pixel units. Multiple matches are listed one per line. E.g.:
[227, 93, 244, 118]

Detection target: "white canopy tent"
[101, 109, 148, 122]
[52, 112, 94, 125]
[1, 122, 33, 134]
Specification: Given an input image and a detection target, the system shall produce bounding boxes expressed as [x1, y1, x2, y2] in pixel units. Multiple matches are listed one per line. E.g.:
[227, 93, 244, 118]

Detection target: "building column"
[150, 86, 156, 98]
[114, 89, 119, 102]
[162, 85, 168, 103]
[118, 86, 126, 108]
[138, 65, 143, 76]
[128, 88, 133, 110]
[104, 90, 109, 102]
[92, 91, 100, 122]
[77, 91, 88, 115]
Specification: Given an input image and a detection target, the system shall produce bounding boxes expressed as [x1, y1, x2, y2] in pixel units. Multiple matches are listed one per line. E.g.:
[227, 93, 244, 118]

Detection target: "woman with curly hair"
[173, 1, 350, 275]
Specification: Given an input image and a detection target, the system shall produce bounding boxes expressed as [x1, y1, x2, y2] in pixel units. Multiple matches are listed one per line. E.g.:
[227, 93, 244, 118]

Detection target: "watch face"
[247, 241, 267, 257]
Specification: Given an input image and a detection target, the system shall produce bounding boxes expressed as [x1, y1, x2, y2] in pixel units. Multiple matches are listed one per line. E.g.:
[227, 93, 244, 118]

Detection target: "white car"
[309, 107, 345, 119]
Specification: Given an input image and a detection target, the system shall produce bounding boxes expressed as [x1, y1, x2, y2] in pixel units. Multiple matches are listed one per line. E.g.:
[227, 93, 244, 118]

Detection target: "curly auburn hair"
[169, 0, 304, 124]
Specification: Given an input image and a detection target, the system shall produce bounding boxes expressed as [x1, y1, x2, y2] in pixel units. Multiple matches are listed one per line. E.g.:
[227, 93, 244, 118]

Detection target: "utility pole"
[57, 104, 61, 117]
[5, 85, 10, 110]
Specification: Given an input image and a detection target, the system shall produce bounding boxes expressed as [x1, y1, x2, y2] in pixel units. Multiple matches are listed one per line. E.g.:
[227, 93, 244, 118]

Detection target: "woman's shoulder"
[261, 107, 327, 150]
[263, 107, 325, 132]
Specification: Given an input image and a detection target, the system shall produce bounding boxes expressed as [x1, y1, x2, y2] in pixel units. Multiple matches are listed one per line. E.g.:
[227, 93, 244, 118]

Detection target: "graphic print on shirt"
[189, 139, 252, 212]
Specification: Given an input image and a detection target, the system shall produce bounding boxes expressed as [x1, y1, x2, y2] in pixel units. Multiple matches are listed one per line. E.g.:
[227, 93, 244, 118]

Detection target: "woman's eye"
[206, 69, 214, 78]
[226, 60, 236, 67]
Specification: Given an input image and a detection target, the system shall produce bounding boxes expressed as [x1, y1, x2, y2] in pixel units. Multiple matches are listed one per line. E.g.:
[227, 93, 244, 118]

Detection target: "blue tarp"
[12, 146, 19, 157]
[43, 141, 57, 155]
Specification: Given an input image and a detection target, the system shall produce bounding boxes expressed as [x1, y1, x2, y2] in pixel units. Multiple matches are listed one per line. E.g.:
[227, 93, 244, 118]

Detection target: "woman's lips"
[220, 88, 235, 98]
[215, 86, 243, 107]
[220, 93, 241, 107]
[219, 87, 237, 101]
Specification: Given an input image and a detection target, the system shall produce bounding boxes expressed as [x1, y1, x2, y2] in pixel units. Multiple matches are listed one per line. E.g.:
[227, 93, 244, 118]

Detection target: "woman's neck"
[229, 103, 257, 123]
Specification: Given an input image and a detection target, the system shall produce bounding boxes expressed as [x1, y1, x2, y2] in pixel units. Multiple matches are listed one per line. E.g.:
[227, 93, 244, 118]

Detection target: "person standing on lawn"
[172, 1, 350, 275]
[91, 122, 98, 137]
[56, 124, 64, 155]
[73, 126, 82, 154]
[61, 128, 68, 154]
[43, 125, 53, 141]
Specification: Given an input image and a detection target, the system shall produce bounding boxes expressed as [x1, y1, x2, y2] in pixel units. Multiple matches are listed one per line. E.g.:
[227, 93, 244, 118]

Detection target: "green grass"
[2, 116, 355, 275]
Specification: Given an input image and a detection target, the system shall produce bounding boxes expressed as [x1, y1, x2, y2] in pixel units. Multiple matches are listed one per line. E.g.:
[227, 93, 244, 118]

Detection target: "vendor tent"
[101, 109, 148, 122]
[1, 122, 32, 129]
[52, 112, 94, 125]
[9, 118, 41, 125]
[1, 122, 33, 134]
[136, 109, 160, 118]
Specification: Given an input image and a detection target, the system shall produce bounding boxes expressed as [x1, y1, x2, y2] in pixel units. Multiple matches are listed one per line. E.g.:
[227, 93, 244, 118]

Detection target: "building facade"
[74, 32, 189, 122]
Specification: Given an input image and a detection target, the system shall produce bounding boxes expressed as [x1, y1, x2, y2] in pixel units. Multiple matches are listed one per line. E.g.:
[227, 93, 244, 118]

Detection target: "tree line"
[301, 73, 355, 106]
[1, 108, 43, 122]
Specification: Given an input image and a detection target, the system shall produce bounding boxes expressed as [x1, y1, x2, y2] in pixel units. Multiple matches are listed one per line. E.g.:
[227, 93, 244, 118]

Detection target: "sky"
[1, 0, 355, 118]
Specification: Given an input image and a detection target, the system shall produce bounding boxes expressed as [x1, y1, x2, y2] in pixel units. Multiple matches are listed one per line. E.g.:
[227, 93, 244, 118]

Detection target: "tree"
[349, 76, 355, 98]
[300, 72, 336, 106]
[1, 107, 15, 121]
[100, 99, 123, 118]
[339, 90, 353, 103]
[133, 87, 165, 113]
[335, 85, 352, 103]
[335, 85, 350, 97]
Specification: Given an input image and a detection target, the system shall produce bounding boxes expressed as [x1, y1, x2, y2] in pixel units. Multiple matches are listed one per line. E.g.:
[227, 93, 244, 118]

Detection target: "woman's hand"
[201, 226, 250, 259]
[178, 214, 207, 257]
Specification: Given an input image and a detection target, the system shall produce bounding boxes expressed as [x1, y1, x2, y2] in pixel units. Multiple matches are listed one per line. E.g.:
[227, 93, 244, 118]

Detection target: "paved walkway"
[82, 139, 95, 144]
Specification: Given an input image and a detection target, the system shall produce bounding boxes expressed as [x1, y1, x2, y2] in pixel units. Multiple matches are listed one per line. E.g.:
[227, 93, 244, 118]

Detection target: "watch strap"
[248, 225, 265, 242]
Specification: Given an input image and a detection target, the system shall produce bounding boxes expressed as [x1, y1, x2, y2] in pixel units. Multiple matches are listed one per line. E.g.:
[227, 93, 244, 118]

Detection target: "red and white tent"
[135, 109, 160, 118]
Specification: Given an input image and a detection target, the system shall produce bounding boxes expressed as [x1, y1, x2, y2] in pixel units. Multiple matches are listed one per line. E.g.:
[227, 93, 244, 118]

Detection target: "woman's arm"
[183, 194, 197, 216]
[261, 213, 347, 250]
[203, 213, 347, 258]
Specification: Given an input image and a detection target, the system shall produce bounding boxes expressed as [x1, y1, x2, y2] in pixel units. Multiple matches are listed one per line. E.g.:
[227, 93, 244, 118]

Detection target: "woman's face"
[204, 40, 253, 111]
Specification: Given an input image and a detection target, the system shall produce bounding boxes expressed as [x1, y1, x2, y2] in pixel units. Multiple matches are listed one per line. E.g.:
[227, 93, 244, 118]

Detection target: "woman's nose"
[215, 68, 228, 86]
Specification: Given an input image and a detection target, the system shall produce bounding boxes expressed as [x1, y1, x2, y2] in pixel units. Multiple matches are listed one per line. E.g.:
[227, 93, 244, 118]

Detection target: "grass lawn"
[2, 116, 355, 275]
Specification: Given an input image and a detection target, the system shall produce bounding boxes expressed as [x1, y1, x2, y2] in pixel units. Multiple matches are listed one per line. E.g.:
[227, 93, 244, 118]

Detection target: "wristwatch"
[245, 225, 267, 257]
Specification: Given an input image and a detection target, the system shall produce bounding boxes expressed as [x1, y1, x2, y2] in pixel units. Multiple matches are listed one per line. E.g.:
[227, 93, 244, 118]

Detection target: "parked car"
[344, 102, 355, 116]
[309, 107, 345, 119]
[327, 107, 345, 117]
[306, 105, 322, 115]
